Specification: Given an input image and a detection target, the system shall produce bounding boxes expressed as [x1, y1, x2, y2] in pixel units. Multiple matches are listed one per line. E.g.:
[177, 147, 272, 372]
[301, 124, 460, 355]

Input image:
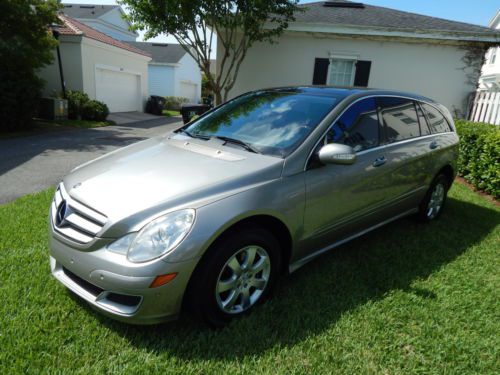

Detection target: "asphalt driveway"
[0, 117, 182, 204]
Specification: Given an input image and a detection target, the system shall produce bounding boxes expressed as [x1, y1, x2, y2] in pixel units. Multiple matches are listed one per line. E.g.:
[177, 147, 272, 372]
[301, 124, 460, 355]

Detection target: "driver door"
[301, 97, 394, 256]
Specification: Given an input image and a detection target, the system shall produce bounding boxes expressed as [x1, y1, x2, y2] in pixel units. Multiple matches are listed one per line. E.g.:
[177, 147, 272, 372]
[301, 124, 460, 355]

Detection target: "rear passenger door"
[376, 97, 430, 211]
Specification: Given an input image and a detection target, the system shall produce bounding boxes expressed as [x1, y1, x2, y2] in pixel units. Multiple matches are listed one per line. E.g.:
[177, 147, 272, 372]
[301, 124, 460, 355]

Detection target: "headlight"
[106, 209, 195, 263]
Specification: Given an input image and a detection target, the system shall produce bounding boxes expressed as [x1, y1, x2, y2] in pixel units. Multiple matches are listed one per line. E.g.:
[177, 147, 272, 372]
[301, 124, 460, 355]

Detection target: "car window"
[325, 97, 379, 152]
[421, 103, 451, 134]
[183, 90, 338, 157]
[378, 97, 420, 143]
[415, 101, 431, 136]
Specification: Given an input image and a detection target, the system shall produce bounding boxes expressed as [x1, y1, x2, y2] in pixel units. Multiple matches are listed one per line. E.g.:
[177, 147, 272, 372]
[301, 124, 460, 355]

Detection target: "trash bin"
[146, 95, 166, 115]
[180, 103, 211, 124]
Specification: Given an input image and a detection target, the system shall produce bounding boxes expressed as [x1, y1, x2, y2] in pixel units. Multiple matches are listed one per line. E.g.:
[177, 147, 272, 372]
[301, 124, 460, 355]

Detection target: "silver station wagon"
[49, 87, 458, 327]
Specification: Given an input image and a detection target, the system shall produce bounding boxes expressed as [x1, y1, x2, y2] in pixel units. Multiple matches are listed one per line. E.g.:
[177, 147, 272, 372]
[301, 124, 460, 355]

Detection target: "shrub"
[81, 100, 109, 121]
[66, 90, 90, 119]
[455, 120, 499, 199]
[164, 96, 189, 110]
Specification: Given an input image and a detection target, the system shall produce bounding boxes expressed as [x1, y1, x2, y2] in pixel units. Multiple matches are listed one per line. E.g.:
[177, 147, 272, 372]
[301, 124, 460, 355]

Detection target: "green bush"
[81, 100, 109, 121]
[66, 90, 90, 119]
[455, 120, 499, 199]
[164, 96, 189, 110]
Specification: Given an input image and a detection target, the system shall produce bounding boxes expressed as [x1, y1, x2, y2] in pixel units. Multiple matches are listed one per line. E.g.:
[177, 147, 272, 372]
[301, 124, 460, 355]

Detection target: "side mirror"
[318, 143, 356, 165]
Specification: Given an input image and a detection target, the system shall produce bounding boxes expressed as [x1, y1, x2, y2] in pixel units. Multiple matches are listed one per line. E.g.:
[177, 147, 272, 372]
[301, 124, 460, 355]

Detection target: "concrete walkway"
[108, 111, 167, 125]
[0, 117, 182, 204]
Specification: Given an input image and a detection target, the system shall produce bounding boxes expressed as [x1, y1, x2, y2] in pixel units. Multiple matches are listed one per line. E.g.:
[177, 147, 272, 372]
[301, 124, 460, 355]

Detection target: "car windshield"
[182, 90, 339, 157]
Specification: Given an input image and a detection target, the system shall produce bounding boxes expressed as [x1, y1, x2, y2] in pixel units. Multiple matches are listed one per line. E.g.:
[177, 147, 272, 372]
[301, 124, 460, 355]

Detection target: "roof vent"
[152, 43, 168, 47]
[323, 1, 365, 8]
[80, 5, 95, 9]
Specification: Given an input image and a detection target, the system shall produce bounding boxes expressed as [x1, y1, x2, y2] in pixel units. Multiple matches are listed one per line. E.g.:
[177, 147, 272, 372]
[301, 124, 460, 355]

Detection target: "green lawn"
[0, 184, 498, 374]
[0, 119, 115, 139]
[162, 109, 181, 117]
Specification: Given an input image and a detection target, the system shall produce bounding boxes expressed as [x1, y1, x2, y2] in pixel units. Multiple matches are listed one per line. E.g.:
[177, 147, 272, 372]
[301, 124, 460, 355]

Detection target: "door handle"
[372, 156, 386, 167]
[430, 141, 439, 150]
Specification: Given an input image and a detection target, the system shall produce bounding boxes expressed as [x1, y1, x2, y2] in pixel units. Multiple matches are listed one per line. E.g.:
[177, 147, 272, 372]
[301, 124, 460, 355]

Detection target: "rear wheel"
[417, 174, 450, 222]
[188, 227, 281, 327]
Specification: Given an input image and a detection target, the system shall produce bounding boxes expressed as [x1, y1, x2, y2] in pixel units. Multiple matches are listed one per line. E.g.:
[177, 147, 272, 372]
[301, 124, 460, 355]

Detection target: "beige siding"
[39, 37, 84, 97]
[218, 32, 477, 116]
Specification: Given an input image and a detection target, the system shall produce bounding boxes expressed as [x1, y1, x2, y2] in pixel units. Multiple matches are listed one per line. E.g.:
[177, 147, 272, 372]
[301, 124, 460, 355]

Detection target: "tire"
[188, 227, 281, 327]
[417, 174, 450, 222]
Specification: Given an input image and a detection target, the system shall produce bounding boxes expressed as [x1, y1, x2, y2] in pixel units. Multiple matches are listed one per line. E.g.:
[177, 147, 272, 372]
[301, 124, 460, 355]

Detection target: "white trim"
[282, 22, 500, 43]
[149, 62, 181, 67]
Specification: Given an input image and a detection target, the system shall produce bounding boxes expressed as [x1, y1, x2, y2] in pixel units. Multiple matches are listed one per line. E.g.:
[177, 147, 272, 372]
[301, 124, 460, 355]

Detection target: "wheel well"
[207, 215, 293, 273]
[181, 215, 293, 314]
[437, 165, 454, 187]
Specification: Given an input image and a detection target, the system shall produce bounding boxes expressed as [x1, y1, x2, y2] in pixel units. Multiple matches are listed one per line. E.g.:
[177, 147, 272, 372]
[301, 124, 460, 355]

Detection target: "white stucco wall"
[218, 32, 478, 116]
[148, 64, 176, 97]
[175, 54, 202, 102]
[39, 37, 84, 97]
[80, 37, 150, 110]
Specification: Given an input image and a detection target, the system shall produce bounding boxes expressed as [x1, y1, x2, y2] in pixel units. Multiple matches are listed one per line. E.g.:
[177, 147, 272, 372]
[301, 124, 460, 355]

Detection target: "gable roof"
[62, 3, 117, 19]
[489, 10, 500, 29]
[125, 42, 187, 64]
[294, 1, 499, 39]
[56, 14, 151, 57]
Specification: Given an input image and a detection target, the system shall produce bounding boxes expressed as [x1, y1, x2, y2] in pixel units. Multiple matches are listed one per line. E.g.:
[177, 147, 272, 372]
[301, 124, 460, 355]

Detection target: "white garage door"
[179, 81, 197, 102]
[95, 68, 141, 112]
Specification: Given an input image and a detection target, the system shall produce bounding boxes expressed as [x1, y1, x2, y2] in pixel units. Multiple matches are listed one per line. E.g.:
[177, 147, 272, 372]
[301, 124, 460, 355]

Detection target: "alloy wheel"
[427, 182, 445, 219]
[215, 245, 271, 314]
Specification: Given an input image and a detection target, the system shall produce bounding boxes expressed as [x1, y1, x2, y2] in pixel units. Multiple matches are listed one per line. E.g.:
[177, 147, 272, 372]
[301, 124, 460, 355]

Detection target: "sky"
[63, 0, 500, 44]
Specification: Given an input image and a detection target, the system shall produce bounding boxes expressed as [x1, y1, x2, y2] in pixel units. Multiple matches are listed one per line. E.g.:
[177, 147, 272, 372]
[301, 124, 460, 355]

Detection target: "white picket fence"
[469, 91, 500, 125]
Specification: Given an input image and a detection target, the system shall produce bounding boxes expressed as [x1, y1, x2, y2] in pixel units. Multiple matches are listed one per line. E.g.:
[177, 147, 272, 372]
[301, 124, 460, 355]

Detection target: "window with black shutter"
[312, 58, 372, 87]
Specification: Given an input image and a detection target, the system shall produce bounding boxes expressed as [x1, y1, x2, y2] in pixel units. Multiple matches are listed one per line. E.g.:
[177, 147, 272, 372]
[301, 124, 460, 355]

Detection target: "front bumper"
[49, 234, 199, 325]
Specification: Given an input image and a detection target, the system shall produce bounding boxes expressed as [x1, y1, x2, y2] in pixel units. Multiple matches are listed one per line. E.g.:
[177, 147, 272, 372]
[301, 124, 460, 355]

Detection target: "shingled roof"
[125, 42, 187, 64]
[62, 4, 117, 19]
[296, 1, 498, 36]
[56, 14, 151, 57]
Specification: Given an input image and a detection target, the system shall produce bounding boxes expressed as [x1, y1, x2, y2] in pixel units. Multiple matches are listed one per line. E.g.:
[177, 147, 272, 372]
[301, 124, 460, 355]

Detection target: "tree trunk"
[214, 90, 223, 106]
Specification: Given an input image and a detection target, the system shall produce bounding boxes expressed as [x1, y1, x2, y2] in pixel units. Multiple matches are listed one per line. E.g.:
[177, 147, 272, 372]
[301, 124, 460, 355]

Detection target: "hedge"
[455, 120, 499, 199]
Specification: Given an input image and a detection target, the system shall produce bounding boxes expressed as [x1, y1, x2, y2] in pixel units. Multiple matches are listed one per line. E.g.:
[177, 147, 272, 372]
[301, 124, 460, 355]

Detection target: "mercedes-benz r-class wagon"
[49, 87, 459, 327]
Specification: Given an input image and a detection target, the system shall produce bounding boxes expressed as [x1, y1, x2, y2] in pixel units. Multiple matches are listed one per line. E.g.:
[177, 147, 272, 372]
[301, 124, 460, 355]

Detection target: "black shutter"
[312, 58, 329, 85]
[354, 60, 371, 87]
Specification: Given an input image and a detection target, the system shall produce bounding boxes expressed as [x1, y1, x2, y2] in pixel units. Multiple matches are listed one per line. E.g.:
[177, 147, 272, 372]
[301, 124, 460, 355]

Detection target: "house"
[62, 3, 137, 41]
[126, 42, 202, 102]
[479, 10, 500, 90]
[218, 1, 500, 116]
[39, 14, 151, 112]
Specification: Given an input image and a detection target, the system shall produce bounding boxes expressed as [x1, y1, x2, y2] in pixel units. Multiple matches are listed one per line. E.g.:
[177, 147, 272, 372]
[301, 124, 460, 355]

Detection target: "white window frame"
[490, 48, 498, 65]
[327, 54, 358, 87]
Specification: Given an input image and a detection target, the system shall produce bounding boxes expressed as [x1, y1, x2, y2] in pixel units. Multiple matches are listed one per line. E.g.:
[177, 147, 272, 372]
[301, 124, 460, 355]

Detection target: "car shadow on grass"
[71, 196, 499, 360]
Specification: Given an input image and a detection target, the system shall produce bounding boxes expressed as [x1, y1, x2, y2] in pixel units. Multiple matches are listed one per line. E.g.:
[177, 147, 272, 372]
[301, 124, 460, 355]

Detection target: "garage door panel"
[96, 68, 141, 112]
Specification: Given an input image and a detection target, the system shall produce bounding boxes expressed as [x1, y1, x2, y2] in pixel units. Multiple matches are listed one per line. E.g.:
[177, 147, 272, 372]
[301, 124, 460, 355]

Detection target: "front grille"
[51, 184, 107, 244]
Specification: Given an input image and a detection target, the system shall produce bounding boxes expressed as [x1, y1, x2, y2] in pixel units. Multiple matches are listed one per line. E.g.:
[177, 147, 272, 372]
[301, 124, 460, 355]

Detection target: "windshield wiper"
[214, 136, 261, 154]
[175, 128, 210, 140]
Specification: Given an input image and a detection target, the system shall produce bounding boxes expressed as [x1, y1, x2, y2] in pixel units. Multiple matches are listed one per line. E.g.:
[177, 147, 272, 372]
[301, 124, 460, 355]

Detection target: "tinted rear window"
[421, 103, 451, 134]
[378, 97, 420, 142]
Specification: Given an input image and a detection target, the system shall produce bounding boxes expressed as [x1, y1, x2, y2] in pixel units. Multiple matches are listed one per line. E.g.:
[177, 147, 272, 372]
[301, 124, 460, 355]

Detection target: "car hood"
[63, 134, 284, 227]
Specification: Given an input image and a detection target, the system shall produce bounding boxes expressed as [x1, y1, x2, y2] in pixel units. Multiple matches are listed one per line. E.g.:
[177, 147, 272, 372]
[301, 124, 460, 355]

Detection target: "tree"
[0, 0, 60, 131]
[120, 0, 300, 104]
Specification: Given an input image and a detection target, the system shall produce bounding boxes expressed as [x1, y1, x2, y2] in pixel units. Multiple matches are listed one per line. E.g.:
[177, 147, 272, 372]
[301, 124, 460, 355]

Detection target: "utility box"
[39, 98, 68, 120]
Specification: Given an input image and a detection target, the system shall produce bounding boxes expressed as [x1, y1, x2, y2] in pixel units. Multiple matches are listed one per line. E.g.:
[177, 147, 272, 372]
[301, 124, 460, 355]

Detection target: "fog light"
[149, 273, 177, 288]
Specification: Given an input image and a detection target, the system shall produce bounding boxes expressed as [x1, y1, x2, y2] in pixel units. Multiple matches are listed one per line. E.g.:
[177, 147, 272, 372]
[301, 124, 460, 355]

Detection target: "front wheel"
[188, 227, 281, 327]
[417, 174, 450, 222]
